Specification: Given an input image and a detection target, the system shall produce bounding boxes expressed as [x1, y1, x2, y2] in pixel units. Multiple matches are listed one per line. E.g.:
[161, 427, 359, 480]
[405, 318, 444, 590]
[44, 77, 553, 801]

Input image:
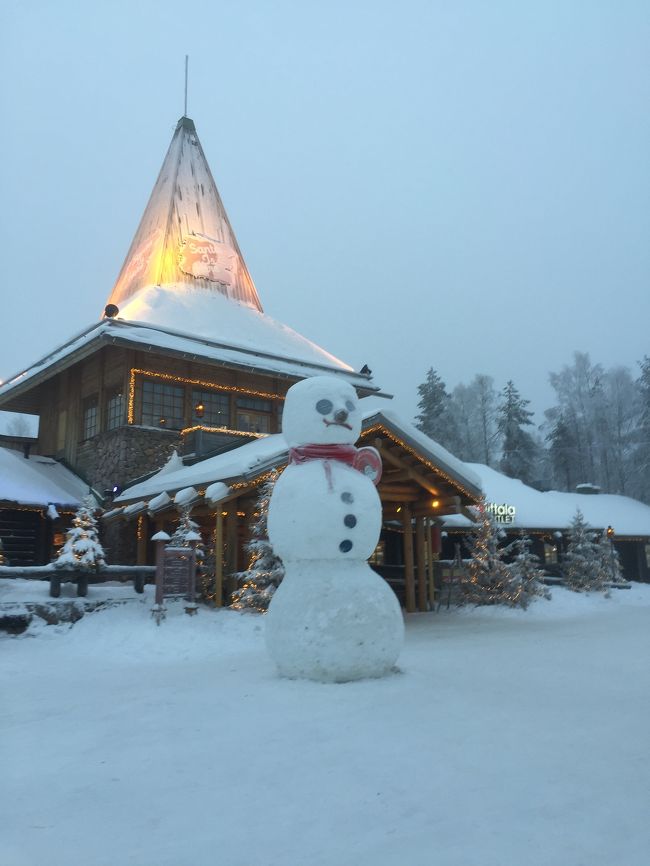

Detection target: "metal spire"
[184, 55, 189, 117]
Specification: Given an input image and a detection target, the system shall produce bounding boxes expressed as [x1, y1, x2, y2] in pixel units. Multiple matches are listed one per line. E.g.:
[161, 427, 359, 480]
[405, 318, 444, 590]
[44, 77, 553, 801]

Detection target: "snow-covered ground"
[2, 581, 649, 866]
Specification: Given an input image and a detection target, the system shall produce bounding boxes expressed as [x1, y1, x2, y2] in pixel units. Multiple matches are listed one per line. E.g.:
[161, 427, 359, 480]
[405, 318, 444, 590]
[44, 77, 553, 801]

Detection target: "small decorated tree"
[231, 471, 284, 612]
[168, 507, 208, 597]
[503, 532, 551, 608]
[596, 531, 624, 588]
[462, 499, 525, 607]
[55, 496, 105, 570]
[562, 509, 606, 592]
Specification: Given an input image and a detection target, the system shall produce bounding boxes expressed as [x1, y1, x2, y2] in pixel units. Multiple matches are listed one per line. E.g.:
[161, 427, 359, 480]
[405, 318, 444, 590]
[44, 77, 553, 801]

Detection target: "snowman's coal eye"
[345, 400, 355, 412]
[316, 399, 333, 415]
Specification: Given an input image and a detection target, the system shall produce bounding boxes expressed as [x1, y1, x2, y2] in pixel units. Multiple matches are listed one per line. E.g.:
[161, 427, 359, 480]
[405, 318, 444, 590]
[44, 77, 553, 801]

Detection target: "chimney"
[576, 483, 600, 495]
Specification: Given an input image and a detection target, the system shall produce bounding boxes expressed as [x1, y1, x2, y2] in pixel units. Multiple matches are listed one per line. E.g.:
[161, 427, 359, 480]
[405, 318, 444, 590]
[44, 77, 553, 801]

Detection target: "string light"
[127, 368, 284, 424]
[180, 424, 267, 439]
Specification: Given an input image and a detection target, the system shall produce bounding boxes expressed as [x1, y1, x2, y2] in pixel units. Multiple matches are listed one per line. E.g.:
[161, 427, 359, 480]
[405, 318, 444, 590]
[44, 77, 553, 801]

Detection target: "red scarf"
[289, 444, 358, 468]
[289, 444, 382, 489]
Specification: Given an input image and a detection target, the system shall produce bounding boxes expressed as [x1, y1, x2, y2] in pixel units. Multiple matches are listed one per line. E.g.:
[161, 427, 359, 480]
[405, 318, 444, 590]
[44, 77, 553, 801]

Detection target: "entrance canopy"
[110, 408, 482, 517]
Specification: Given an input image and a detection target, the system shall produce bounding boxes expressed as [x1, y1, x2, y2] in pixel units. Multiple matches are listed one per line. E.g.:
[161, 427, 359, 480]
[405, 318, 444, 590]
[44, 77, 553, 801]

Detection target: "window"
[106, 391, 124, 431]
[141, 380, 185, 429]
[236, 396, 272, 434]
[192, 388, 230, 426]
[82, 397, 98, 440]
[544, 543, 559, 565]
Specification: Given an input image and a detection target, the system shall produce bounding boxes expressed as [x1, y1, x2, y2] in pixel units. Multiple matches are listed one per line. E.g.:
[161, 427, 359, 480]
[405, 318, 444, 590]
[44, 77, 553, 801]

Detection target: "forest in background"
[415, 352, 650, 504]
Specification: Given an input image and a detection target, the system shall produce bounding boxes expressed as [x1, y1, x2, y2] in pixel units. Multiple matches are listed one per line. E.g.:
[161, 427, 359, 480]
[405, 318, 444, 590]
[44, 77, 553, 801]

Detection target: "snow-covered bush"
[231, 471, 284, 612]
[55, 496, 105, 570]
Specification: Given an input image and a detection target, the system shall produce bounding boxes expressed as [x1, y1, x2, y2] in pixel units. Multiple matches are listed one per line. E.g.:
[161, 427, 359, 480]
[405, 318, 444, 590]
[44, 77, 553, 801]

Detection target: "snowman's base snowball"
[265, 561, 404, 683]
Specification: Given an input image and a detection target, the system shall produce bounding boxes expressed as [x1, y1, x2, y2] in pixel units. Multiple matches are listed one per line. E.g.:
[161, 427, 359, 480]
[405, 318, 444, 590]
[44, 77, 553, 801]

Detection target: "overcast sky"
[1, 0, 648, 426]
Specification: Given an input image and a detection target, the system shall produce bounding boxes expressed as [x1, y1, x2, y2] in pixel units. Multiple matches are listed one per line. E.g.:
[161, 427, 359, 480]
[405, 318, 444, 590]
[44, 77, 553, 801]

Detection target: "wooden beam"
[378, 483, 420, 496]
[214, 511, 224, 607]
[402, 506, 416, 613]
[378, 491, 419, 503]
[374, 441, 440, 496]
[415, 516, 427, 612]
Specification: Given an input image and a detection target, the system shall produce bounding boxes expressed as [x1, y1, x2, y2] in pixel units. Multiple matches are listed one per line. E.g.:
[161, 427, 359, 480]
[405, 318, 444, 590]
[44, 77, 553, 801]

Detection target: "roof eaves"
[361, 412, 483, 501]
[0, 321, 109, 404]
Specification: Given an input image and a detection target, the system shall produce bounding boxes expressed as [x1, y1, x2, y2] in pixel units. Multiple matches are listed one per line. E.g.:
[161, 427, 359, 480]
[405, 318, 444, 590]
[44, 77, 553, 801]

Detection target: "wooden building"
[441, 463, 650, 583]
[0, 114, 481, 592]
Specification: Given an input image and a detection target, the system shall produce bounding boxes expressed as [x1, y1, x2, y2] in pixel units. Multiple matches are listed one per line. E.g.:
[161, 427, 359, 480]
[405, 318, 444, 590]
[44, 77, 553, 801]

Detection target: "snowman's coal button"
[344, 514, 357, 528]
[339, 540, 353, 553]
[341, 492, 354, 504]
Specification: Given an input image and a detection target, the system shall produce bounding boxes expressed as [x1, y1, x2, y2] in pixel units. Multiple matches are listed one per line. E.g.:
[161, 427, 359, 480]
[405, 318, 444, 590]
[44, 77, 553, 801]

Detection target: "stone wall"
[76, 426, 181, 493]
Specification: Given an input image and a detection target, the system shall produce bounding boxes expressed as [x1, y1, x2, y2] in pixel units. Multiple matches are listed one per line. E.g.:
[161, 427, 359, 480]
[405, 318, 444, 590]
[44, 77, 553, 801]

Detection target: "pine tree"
[415, 368, 458, 449]
[503, 533, 551, 608]
[632, 355, 650, 504]
[497, 380, 537, 484]
[168, 508, 207, 597]
[596, 531, 624, 587]
[231, 472, 284, 612]
[55, 496, 105, 570]
[562, 509, 605, 592]
[545, 410, 580, 491]
[462, 500, 524, 607]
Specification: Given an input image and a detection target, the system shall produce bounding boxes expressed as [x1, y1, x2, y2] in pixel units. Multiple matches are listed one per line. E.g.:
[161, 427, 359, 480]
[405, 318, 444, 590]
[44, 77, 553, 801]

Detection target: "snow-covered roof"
[114, 408, 483, 507]
[0, 447, 91, 510]
[106, 115, 262, 313]
[0, 411, 39, 438]
[443, 463, 650, 538]
[115, 433, 288, 504]
[0, 302, 377, 405]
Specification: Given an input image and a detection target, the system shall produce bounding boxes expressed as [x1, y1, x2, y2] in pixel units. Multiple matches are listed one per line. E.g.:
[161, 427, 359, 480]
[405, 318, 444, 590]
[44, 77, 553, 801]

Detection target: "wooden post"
[225, 507, 238, 599]
[415, 515, 427, 612]
[426, 520, 437, 610]
[214, 511, 224, 607]
[136, 514, 147, 565]
[402, 506, 416, 613]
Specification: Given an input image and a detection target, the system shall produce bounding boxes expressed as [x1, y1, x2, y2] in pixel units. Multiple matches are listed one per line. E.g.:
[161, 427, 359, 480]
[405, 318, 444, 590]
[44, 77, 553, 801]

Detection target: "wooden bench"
[48, 566, 155, 598]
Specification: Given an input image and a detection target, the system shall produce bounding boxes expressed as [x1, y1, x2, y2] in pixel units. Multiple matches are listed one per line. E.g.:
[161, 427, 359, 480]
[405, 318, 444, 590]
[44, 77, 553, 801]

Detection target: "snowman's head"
[281, 376, 361, 447]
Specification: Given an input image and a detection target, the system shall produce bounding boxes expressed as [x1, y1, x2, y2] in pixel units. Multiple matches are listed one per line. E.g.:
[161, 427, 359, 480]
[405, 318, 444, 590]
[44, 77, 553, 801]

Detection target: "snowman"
[266, 376, 404, 682]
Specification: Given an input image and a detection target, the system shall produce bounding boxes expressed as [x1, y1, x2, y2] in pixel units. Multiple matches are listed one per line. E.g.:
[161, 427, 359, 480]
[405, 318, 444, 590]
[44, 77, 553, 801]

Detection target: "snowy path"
[2, 585, 649, 866]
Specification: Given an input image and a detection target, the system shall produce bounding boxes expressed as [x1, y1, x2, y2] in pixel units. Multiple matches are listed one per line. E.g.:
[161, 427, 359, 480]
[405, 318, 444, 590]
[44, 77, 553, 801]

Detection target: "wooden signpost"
[152, 532, 198, 624]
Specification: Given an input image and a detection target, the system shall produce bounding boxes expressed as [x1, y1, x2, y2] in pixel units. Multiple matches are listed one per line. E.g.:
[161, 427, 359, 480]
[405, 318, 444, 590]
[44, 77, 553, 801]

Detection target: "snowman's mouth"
[323, 419, 352, 430]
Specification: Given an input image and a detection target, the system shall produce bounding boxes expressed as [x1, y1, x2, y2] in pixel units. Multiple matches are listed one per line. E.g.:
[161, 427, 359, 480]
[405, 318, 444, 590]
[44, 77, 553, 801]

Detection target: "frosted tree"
[231, 471, 284, 612]
[596, 531, 624, 587]
[562, 509, 605, 592]
[631, 355, 650, 504]
[55, 496, 105, 570]
[545, 410, 580, 492]
[415, 368, 458, 450]
[497, 380, 537, 485]
[168, 507, 207, 597]
[462, 500, 525, 607]
[503, 533, 551, 607]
